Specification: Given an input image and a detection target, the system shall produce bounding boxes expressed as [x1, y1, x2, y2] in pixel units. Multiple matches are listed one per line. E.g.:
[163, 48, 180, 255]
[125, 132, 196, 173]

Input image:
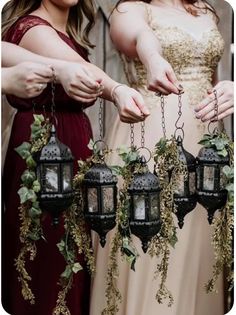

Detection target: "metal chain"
[160, 95, 167, 138]
[174, 93, 184, 139]
[50, 68, 57, 124]
[130, 123, 135, 148]
[213, 89, 219, 121]
[99, 98, 103, 140]
[141, 120, 145, 148]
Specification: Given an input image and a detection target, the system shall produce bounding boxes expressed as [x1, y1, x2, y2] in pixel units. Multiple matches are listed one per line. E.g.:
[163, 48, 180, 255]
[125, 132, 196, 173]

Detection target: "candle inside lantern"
[203, 166, 214, 191]
[134, 195, 145, 220]
[45, 165, 58, 192]
[88, 188, 98, 213]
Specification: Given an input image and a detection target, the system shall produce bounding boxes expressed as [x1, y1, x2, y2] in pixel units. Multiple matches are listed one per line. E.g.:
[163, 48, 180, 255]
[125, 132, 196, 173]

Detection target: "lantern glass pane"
[134, 195, 146, 220]
[203, 166, 214, 191]
[174, 174, 185, 196]
[220, 166, 226, 189]
[102, 187, 114, 213]
[88, 188, 98, 213]
[196, 167, 201, 190]
[63, 164, 72, 192]
[189, 172, 196, 194]
[150, 194, 159, 220]
[44, 165, 59, 192]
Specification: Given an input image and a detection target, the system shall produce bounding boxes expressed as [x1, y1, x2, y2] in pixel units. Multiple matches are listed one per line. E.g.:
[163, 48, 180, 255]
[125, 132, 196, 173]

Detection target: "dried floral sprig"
[151, 136, 186, 306]
[200, 131, 234, 293]
[102, 146, 140, 314]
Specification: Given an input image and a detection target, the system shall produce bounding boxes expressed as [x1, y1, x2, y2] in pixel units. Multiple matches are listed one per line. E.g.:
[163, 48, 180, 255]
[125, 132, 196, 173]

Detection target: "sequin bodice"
[122, 9, 224, 106]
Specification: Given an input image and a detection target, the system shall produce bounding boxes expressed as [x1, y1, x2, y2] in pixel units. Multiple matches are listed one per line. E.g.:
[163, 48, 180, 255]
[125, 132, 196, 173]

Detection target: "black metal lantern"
[174, 136, 197, 228]
[128, 156, 161, 253]
[83, 162, 117, 247]
[196, 146, 229, 224]
[36, 125, 74, 225]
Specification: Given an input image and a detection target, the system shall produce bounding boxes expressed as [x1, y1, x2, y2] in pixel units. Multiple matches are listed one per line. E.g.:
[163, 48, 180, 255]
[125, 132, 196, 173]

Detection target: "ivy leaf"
[169, 228, 178, 248]
[217, 148, 228, 157]
[27, 231, 41, 241]
[15, 142, 31, 159]
[72, 262, 83, 274]
[18, 187, 37, 204]
[61, 265, 73, 279]
[28, 205, 42, 218]
[222, 166, 234, 179]
[57, 240, 66, 253]
[32, 180, 41, 193]
[26, 156, 37, 168]
[110, 165, 123, 176]
[33, 114, 45, 126]
[21, 170, 36, 186]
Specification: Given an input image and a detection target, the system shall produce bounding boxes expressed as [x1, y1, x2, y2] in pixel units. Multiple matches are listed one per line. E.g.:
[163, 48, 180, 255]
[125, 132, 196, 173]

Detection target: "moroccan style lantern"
[128, 156, 161, 253]
[174, 136, 197, 228]
[36, 125, 74, 225]
[83, 161, 118, 247]
[196, 146, 229, 224]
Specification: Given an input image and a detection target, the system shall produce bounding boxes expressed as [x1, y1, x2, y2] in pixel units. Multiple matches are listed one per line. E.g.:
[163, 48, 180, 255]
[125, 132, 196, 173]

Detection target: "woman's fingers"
[132, 91, 150, 116]
[195, 83, 233, 121]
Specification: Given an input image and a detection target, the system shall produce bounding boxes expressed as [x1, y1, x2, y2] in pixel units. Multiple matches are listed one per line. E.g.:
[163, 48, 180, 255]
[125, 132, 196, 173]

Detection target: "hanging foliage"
[102, 146, 140, 315]
[151, 136, 187, 306]
[15, 116, 95, 315]
[199, 131, 234, 293]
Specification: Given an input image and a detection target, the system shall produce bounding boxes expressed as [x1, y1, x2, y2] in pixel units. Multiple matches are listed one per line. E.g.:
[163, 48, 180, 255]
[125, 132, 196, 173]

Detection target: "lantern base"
[174, 194, 197, 229]
[197, 190, 228, 224]
[85, 213, 116, 247]
[39, 193, 74, 225]
[130, 220, 161, 253]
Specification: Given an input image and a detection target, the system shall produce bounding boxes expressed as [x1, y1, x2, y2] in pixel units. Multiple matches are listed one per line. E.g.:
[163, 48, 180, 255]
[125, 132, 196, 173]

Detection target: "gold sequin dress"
[90, 3, 225, 315]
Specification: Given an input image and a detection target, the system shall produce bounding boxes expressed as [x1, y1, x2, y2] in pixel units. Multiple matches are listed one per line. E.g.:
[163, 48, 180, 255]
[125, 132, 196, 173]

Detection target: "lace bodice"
[122, 4, 224, 107]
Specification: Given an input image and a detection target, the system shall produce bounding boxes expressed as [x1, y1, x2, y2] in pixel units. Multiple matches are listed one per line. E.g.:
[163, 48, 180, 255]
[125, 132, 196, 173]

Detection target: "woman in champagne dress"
[90, 1, 227, 314]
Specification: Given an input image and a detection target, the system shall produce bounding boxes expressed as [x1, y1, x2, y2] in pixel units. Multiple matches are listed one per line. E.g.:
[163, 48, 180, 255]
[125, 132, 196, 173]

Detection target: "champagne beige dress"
[90, 3, 225, 315]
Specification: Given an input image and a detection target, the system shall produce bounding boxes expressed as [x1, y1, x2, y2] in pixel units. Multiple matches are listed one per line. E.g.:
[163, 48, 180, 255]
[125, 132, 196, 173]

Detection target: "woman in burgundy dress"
[1, 1, 150, 314]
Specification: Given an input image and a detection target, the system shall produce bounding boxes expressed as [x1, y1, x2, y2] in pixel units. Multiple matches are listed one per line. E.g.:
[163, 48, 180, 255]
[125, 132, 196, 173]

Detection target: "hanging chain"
[141, 120, 145, 148]
[174, 93, 184, 139]
[208, 89, 219, 134]
[99, 98, 104, 140]
[130, 123, 135, 148]
[50, 68, 57, 125]
[213, 89, 219, 121]
[160, 95, 167, 138]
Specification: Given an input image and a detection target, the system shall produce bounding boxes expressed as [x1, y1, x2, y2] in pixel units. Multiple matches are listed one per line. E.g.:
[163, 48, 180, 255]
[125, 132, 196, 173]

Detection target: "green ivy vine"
[199, 131, 234, 293]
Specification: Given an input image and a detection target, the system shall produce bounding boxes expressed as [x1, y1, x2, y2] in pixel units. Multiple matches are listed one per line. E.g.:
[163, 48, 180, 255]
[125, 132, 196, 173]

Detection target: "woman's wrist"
[110, 83, 126, 102]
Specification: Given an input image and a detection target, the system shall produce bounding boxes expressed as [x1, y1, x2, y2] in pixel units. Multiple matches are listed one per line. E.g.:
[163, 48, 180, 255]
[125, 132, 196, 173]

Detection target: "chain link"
[213, 89, 218, 121]
[130, 123, 135, 147]
[174, 93, 184, 139]
[99, 98, 104, 140]
[50, 68, 57, 124]
[141, 120, 145, 148]
[160, 95, 167, 138]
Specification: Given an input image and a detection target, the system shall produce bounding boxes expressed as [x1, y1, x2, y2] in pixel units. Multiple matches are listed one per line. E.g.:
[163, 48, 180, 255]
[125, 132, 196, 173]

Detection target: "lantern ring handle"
[136, 146, 152, 163]
[93, 140, 109, 152]
[174, 127, 185, 140]
[207, 122, 219, 135]
[50, 114, 58, 127]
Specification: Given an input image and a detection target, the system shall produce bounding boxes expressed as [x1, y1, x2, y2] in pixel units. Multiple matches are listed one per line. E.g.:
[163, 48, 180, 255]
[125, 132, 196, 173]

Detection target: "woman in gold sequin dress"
[90, 1, 229, 315]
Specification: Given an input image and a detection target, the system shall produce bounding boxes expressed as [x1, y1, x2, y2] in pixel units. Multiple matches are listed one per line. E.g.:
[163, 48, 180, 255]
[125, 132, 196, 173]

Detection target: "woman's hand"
[194, 81, 234, 121]
[112, 85, 150, 123]
[57, 62, 104, 103]
[2, 62, 52, 98]
[146, 54, 183, 95]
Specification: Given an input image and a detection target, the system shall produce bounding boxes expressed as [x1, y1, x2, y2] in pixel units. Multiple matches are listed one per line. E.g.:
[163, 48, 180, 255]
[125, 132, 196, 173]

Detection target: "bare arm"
[17, 25, 149, 122]
[2, 41, 102, 102]
[110, 2, 181, 94]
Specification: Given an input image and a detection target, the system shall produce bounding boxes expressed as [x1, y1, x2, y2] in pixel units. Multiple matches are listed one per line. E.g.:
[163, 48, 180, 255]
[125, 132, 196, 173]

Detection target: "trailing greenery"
[102, 146, 142, 315]
[151, 136, 186, 306]
[199, 131, 234, 293]
[15, 114, 50, 304]
[15, 117, 95, 315]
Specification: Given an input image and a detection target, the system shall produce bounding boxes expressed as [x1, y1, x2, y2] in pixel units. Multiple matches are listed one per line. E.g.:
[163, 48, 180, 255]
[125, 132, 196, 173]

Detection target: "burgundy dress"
[2, 16, 93, 315]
